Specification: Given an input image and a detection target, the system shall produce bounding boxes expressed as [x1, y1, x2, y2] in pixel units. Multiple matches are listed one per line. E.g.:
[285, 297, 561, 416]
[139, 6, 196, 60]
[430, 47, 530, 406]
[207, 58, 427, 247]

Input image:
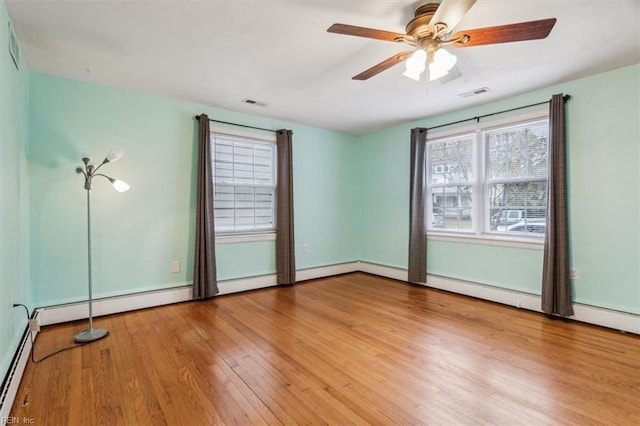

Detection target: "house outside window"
[426, 114, 549, 238]
[429, 134, 474, 230]
[211, 130, 277, 235]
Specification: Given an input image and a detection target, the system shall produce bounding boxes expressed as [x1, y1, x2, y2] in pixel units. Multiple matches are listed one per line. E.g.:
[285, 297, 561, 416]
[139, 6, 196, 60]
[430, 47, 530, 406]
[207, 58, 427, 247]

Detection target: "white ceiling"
[7, 0, 640, 135]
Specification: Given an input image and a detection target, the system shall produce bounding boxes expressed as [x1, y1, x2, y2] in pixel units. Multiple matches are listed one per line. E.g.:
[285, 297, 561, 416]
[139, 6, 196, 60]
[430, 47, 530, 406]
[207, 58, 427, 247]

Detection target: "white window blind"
[486, 120, 548, 234]
[212, 132, 276, 234]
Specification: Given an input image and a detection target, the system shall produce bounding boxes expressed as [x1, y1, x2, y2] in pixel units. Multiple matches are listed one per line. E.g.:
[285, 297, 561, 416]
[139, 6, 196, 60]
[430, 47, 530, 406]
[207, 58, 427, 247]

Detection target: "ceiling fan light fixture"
[402, 68, 423, 81]
[329, 5, 557, 82]
[428, 47, 457, 81]
[403, 48, 427, 81]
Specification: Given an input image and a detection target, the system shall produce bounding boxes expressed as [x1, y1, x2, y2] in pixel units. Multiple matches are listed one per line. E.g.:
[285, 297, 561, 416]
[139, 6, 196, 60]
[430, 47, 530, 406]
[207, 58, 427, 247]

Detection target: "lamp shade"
[105, 149, 124, 163]
[111, 179, 130, 192]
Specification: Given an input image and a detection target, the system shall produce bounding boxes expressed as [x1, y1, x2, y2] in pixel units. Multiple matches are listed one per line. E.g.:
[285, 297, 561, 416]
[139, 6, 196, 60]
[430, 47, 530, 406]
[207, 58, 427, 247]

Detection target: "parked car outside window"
[497, 210, 524, 226]
[497, 219, 546, 234]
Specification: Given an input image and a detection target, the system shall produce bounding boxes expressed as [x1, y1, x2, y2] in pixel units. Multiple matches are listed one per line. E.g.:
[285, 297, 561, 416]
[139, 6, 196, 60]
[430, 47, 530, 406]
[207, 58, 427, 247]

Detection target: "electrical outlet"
[302, 244, 309, 254]
[570, 268, 579, 280]
[28, 318, 40, 332]
[171, 260, 180, 273]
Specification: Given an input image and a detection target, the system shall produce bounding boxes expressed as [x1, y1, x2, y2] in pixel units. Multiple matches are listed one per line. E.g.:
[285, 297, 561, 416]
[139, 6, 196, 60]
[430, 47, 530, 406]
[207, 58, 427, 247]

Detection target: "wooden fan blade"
[327, 23, 412, 43]
[430, 0, 477, 32]
[353, 52, 412, 80]
[451, 18, 557, 48]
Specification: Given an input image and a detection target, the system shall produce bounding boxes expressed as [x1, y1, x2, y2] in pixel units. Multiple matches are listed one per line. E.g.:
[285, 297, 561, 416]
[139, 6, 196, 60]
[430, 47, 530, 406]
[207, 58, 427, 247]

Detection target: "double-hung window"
[429, 134, 474, 230]
[485, 120, 549, 234]
[426, 113, 549, 238]
[212, 131, 276, 235]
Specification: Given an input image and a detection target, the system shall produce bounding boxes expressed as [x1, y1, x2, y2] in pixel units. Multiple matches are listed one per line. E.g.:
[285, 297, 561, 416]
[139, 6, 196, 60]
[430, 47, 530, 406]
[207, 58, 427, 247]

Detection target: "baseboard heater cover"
[358, 261, 639, 335]
[0, 327, 34, 419]
[35, 261, 639, 334]
[37, 262, 361, 326]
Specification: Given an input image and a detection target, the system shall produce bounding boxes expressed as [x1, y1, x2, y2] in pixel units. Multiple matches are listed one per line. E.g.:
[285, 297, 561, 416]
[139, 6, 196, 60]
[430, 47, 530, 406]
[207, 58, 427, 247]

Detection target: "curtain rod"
[426, 94, 571, 132]
[195, 115, 278, 133]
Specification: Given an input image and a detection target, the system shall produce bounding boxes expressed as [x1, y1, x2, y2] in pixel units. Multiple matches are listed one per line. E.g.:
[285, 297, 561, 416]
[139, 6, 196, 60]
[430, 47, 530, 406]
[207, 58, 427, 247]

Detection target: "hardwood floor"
[11, 272, 640, 425]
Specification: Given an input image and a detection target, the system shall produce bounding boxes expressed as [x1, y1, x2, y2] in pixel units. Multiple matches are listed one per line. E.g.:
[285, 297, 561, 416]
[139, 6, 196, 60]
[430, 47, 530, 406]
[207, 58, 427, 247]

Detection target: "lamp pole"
[74, 153, 129, 343]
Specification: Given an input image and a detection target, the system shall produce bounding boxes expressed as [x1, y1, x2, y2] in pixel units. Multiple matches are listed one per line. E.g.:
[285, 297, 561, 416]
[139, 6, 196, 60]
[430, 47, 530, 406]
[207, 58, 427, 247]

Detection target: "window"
[427, 115, 549, 237]
[429, 134, 474, 230]
[486, 120, 549, 234]
[212, 131, 276, 235]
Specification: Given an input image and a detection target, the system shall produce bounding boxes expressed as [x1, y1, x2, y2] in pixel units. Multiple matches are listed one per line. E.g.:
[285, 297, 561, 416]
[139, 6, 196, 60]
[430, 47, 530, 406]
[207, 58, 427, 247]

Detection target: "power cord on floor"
[13, 303, 88, 363]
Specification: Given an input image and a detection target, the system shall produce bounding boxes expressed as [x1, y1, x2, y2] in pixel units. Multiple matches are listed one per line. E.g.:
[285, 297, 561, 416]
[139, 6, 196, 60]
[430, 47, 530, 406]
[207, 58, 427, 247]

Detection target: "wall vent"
[458, 87, 491, 98]
[242, 98, 267, 107]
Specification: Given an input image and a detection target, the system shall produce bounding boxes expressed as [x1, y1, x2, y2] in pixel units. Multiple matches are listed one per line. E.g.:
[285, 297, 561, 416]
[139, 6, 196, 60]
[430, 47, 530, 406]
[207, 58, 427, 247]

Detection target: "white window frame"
[211, 127, 277, 243]
[425, 106, 549, 246]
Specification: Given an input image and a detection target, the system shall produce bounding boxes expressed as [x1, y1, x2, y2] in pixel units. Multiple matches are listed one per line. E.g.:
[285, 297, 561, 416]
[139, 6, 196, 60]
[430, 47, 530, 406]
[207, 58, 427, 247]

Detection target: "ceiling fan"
[327, 0, 556, 82]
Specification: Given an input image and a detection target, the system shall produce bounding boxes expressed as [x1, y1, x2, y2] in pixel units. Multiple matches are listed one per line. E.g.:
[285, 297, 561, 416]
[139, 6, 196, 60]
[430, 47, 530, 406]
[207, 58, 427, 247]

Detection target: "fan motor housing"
[405, 3, 439, 38]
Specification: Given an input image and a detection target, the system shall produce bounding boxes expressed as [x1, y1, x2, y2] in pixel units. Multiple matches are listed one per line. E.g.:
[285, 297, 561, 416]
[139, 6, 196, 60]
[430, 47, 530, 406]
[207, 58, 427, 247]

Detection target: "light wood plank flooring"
[10, 272, 640, 425]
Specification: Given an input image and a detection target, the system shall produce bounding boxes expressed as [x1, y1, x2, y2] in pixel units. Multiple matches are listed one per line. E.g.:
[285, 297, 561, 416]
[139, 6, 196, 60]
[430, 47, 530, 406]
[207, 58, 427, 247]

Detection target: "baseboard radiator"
[0, 327, 33, 419]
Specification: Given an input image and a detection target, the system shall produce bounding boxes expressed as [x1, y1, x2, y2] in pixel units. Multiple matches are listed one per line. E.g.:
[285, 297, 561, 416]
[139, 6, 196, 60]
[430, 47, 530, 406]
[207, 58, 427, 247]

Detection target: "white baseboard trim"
[358, 261, 408, 281]
[570, 304, 639, 335]
[217, 274, 277, 295]
[358, 261, 639, 335]
[33, 260, 640, 333]
[217, 262, 359, 295]
[38, 286, 193, 327]
[38, 262, 361, 326]
[0, 327, 37, 420]
[297, 262, 359, 282]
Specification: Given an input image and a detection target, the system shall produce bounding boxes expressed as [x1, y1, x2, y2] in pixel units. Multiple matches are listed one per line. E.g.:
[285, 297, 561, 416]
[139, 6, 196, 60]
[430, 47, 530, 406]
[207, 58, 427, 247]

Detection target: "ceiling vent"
[242, 98, 267, 107]
[458, 87, 491, 98]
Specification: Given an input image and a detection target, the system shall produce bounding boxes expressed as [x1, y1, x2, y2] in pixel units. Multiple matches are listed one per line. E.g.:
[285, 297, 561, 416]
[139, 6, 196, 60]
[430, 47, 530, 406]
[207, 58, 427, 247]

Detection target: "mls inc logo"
[1, 417, 35, 424]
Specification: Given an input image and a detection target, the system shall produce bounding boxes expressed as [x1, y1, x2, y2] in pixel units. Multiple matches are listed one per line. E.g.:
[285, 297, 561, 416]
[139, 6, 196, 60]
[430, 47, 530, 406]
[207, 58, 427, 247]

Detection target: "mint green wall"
[357, 64, 640, 314]
[27, 65, 640, 315]
[355, 124, 411, 268]
[426, 242, 544, 294]
[19, 39, 640, 317]
[28, 73, 358, 305]
[0, 0, 31, 388]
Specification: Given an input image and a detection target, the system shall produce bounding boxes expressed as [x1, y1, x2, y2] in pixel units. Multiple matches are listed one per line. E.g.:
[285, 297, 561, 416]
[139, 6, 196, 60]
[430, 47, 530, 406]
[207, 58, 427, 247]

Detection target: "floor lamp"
[74, 151, 129, 343]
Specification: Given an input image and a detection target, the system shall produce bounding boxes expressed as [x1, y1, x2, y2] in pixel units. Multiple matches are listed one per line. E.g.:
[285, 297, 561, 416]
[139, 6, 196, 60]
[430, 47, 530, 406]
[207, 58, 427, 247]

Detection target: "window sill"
[215, 233, 276, 244]
[426, 231, 544, 250]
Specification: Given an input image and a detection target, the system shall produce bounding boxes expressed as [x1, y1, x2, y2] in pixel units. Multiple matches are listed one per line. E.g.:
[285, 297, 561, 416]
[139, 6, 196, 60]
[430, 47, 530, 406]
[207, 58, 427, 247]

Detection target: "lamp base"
[74, 328, 109, 343]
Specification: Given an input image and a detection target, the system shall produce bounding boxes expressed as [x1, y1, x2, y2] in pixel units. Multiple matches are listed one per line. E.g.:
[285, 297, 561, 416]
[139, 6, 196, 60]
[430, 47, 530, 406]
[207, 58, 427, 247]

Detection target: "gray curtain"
[408, 128, 428, 283]
[276, 129, 296, 285]
[541, 94, 573, 316]
[193, 114, 218, 299]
